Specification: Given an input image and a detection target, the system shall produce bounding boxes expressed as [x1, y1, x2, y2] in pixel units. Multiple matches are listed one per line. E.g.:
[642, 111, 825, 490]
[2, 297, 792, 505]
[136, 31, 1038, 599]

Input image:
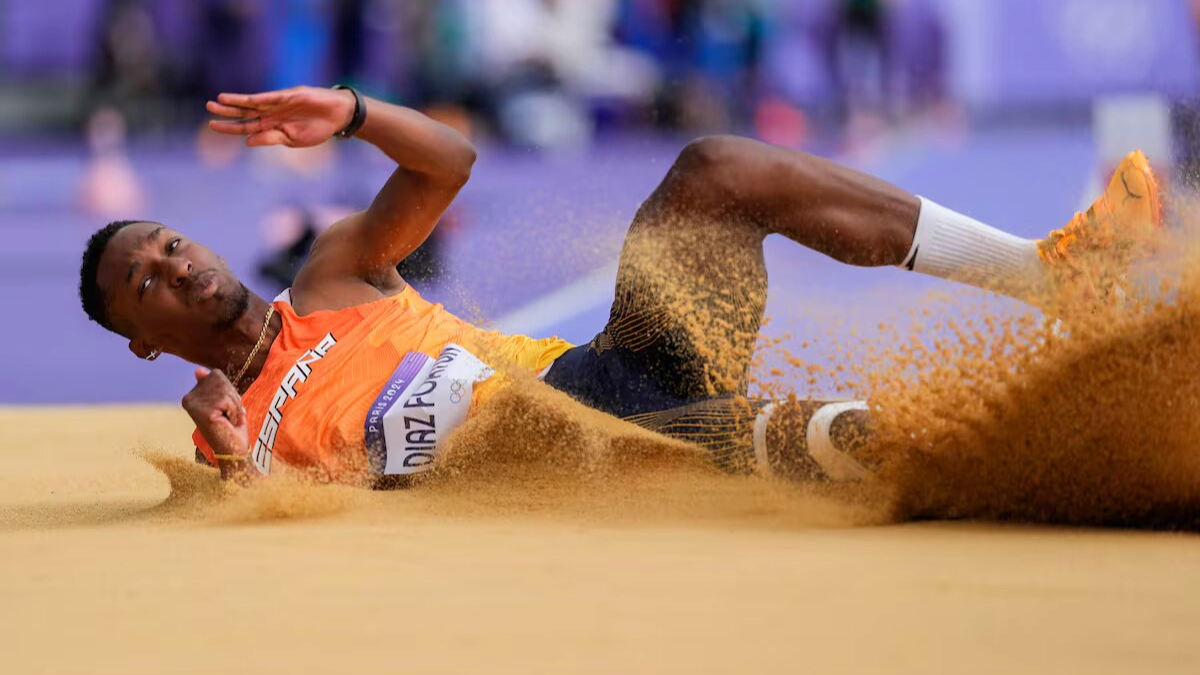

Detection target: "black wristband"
[331, 84, 367, 138]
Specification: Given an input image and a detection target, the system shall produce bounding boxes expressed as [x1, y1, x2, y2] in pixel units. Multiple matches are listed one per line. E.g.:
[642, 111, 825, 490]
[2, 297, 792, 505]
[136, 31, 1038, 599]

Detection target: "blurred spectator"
[330, 0, 369, 84]
[615, 0, 766, 133]
[82, 1, 156, 219]
[194, 0, 269, 97]
[831, 0, 891, 121]
[889, 0, 948, 117]
[459, 0, 659, 149]
[272, 0, 332, 89]
[87, 0, 271, 133]
[78, 106, 146, 217]
[397, 1, 478, 111]
[802, 0, 952, 143]
[1173, 0, 1200, 190]
[87, 0, 167, 128]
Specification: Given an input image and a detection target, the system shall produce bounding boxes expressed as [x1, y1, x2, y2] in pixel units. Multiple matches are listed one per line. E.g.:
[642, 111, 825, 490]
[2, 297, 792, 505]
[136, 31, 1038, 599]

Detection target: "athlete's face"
[97, 222, 249, 359]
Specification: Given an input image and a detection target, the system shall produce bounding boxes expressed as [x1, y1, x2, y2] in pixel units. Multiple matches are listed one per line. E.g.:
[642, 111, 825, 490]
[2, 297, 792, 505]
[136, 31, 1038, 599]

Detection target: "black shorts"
[543, 339, 697, 419]
[543, 192, 768, 420]
[541, 269, 763, 419]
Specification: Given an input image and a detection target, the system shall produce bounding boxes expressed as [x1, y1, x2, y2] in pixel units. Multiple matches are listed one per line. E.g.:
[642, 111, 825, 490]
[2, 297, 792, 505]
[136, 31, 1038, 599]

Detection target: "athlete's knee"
[676, 135, 749, 170]
[675, 135, 757, 184]
[657, 135, 754, 212]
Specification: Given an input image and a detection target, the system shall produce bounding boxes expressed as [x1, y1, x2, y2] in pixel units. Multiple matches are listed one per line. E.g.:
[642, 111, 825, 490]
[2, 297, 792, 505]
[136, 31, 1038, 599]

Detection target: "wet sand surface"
[3, 405, 1199, 674]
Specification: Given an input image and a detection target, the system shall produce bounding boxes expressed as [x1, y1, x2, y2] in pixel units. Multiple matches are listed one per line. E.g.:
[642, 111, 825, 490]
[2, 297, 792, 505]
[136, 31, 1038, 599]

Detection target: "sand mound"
[863, 245, 1200, 529]
[416, 379, 876, 528]
[138, 450, 366, 524]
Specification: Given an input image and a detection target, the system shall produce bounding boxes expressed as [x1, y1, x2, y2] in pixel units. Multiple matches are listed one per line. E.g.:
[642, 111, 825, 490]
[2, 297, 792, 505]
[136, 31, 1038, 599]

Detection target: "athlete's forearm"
[351, 96, 476, 184]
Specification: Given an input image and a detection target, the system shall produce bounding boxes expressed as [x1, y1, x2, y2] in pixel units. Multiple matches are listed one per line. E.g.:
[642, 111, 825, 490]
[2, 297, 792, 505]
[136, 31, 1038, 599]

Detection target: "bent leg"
[561, 135, 1043, 409]
[660, 135, 920, 266]
[600, 136, 928, 400]
[664, 135, 1049, 299]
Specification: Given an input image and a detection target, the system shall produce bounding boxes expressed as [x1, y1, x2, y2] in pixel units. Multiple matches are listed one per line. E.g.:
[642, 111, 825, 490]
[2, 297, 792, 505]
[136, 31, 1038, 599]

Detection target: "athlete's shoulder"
[290, 212, 406, 311]
[286, 273, 401, 317]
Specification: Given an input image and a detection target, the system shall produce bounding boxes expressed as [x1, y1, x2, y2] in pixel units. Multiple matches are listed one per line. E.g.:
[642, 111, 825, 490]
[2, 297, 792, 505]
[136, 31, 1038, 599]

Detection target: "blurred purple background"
[1, 0, 1197, 403]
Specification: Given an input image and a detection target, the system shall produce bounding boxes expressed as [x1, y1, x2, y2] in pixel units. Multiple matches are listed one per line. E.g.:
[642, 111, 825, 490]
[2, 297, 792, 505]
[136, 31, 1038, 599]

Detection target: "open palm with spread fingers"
[206, 86, 356, 148]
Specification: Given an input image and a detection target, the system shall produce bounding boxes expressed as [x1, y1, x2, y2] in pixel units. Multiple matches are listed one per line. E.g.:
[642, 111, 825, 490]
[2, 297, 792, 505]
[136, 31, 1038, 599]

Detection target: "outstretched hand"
[206, 86, 356, 148]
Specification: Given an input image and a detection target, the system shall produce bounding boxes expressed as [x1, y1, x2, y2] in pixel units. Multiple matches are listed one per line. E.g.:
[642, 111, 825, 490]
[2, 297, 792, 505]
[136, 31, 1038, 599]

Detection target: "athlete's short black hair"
[79, 219, 142, 334]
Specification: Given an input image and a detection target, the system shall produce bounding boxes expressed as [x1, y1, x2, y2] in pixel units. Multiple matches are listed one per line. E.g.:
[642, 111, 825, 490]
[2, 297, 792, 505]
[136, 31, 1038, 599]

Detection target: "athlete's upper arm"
[299, 165, 465, 289]
[289, 212, 399, 310]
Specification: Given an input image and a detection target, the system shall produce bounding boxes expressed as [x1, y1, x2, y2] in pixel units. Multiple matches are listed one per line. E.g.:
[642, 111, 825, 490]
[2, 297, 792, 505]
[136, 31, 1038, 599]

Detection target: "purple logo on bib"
[363, 352, 431, 474]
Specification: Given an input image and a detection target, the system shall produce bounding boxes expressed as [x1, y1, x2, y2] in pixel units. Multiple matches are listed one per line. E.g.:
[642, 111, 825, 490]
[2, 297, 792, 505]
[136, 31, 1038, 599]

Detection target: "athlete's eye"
[139, 276, 152, 298]
[167, 238, 180, 253]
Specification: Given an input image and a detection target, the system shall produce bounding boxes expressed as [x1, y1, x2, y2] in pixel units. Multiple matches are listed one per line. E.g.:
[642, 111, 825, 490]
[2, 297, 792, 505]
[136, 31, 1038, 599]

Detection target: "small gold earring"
[145, 349, 161, 362]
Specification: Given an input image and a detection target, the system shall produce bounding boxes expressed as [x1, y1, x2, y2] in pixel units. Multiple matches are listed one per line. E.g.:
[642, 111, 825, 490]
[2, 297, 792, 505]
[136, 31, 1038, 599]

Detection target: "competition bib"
[363, 344, 495, 475]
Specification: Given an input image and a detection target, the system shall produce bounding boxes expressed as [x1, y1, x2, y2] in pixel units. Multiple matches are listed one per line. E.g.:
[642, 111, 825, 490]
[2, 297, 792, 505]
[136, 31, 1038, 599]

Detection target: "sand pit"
[3, 404, 1200, 674]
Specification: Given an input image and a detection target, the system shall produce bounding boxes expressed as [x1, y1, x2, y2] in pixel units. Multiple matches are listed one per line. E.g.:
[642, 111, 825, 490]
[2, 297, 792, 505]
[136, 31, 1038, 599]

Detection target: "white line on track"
[493, 261, 619, 336]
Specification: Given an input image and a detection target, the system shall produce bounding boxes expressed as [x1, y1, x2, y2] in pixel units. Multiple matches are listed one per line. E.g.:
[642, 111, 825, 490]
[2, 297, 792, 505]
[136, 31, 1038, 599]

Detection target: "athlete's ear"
[129, 340, 158, 361]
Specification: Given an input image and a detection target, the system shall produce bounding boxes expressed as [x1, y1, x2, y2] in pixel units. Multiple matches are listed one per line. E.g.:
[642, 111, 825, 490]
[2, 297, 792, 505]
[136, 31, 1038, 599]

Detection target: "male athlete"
[78, 85, 1162, 485]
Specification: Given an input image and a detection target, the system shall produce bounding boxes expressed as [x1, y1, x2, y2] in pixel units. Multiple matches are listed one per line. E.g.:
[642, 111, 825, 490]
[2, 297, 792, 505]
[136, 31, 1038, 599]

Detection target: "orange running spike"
[1038, 150, 1163, 266]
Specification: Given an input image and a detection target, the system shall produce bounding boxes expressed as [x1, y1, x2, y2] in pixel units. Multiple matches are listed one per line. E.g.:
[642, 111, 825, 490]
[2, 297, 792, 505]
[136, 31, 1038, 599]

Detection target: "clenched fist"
[182, 368, 249, 459]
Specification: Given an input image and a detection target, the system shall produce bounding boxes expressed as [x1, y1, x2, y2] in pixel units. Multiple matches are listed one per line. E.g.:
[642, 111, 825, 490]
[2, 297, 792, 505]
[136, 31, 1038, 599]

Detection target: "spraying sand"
[852, 239, 1200, 529]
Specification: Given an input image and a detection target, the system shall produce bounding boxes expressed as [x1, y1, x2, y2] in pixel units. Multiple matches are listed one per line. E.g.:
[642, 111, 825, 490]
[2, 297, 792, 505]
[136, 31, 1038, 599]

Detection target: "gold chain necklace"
[231, 305, 276, 389]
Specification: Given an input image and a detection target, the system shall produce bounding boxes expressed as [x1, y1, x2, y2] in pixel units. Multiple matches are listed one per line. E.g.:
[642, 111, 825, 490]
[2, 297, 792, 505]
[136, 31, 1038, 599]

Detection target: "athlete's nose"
[167, 257, 192, 288]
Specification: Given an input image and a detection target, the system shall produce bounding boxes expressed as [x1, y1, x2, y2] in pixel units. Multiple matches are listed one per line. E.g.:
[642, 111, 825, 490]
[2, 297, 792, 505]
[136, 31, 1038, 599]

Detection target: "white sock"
[899, 197, 1049, 300]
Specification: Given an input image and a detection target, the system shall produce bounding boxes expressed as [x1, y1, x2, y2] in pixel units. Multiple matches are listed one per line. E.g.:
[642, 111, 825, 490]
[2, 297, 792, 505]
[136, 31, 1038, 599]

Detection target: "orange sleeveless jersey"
[192, 286, 572, 480]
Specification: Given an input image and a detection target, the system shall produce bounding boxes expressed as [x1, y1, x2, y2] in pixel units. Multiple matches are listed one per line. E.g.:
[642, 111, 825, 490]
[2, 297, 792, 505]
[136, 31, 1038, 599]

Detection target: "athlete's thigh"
[600, 196, 769, 399]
